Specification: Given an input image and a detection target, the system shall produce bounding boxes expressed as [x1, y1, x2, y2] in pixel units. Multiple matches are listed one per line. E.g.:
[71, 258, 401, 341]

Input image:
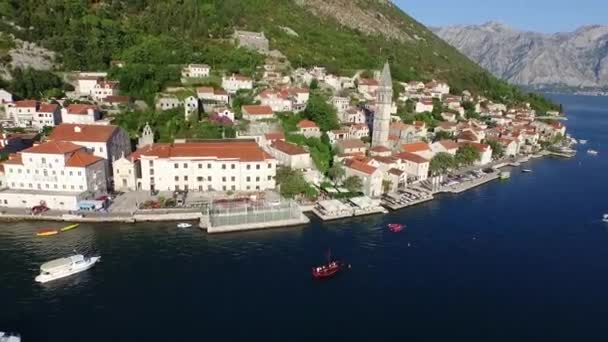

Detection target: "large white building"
[114, 140, 277, 192]
[0, 141, 107, 210]
[61, 104, 102, 124]
[222, 74, 253, 94]
[182, 64, 211, 79]
[7, 100, 61, 128]
[268, 140, 312, 170]
[396, 152, 429, 182]
[343, 158, 383, 197]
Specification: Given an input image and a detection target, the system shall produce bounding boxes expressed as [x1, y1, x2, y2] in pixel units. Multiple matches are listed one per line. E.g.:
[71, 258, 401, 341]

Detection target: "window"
[197, 177, 203, 182]
[267, 176, 272, 181]
[198, 164, 203, 169]
[222, 177, 226, 182]
[17, 169, 21, 174]
[28, 183, 32, 188]
[150, 169, 154, 175]
[246, 176, 251, 182]
[231, 164, 235, 169]
[174, 163, 179, 169]
[45, 184, 49, 189]
[222, 185, 226, 191]
[41, 157, 46, 164]
[207, 176, 212, 181]
[246, 186, 251, 190]
[222, 164, 226, 170]
[61, 171, 64, 176]
[78, 171, 82, 176]
[175, 185, 179, 191]
[174, 176, 179, 181]
[231, 185, 236, 191]
[150, 177, 155, 184]
[52, 171, 56, 175]
[231, 176, 235, 182]
[184, 176, 188, 181]
[256, 164, 260, 170]
[256, 186, 260, 190]
[183, 163, 188, 168]
[54, 184, 58, 189]
[69, 171, 73, 176]
[71, 185, 75, 190]
[63, 185, 66, 189]
[198, 185, 203, 191]
[207, 164, 212, 169]
[268, 163, 272, 169]
[100, 147, 104, 153]
[149, 160, 154, 167]
[256, 177, 260, 182]
[246, 165, 251, 170]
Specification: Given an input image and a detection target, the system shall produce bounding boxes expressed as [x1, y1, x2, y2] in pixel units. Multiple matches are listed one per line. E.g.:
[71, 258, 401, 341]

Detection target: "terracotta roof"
[461, 142, 490, 153]
[297, 120, 318, 129]
[413, 121, 426, 128]
[373, 156, 399, 164]
[14, 100, 38, 108]
[49, 124, 118, 143]
[97, 80, 119, 89]
[38, 103, 59, 113]
[438, 140, 459, 150]
[65, 104, 98, 115]
[457, 131, 479, 142]
[337, 139, 366, 150]
[264, 132, 285, 141]
[197, 87, 214, 94]
[242, 105, 273, 115]
[438, 122, 457, 129]
[390, 122, 407, 130]
[343, 158, 377, 175]
[130, 140, 273, 162]
[396, 152, 429, 164]
[359, 78, 379, 86]
[66, 150, 104, 167]
[401, 142, 430, 153]
[388, 168, 404, 176]
[23, 141, 83, 155]
[1, 153, 22, 165]
[370, 145, 391, 152]
[104, 95, 131, 103]
[271, 140, 308, 155]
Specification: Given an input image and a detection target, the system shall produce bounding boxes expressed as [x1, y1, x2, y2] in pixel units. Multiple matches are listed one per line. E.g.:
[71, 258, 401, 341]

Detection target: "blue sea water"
[1, 95, 607, 341]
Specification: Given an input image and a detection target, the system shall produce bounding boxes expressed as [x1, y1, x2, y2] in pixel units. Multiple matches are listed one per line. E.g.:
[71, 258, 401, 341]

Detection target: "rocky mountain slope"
[434, 22, 608, 88]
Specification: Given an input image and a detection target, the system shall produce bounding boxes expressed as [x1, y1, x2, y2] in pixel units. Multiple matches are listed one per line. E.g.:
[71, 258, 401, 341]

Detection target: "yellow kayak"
[36, 229, 59, 237]
[60, 224, 79, 232]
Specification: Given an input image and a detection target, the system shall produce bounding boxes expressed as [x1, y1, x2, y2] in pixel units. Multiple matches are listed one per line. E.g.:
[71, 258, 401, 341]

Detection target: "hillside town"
[0, 31, 572, 231]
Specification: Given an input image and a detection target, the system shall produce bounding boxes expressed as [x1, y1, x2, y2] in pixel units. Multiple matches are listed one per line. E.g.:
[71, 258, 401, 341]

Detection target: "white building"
[222, 74, 253, 94]
[156, 95, 181, 111]
[181, 64, 211, 79]
[297, 120, 321, 138]
[7, 100, 37, 127]
[242, 105, 274, 121]
[257, 89, 293, 112]
[197, 87, 229, 104]
[122, 140, 277, 192]
[61, 105, 102, 125]
[0, 89, 13, 104]
[401, 142, 434, 160]
[33, 103, 61, 130]
[341, 108, 365, 124]
[465, 143, 493, 166]
[396, 152, 429, 182]
[343, 158, 383, 197]
[331, 96, 350, 113]
[91, 80, 119, 101]
[77, 76, 102, 96]
[269, 140, 312, 169]
[183, 96, 199, 120]
[430, 140, 459, 156]
[415, 99, 434, 113]
[48, 123, 131, 171]
[0, 141, 107, 210]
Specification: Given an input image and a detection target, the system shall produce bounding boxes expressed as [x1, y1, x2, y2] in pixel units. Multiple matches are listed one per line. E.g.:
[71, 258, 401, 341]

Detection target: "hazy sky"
[394, 0, 607, 33]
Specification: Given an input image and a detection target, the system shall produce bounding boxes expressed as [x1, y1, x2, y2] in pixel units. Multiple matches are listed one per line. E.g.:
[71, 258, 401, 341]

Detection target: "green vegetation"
[429, 152, 456, 176]
[455, 145, 481, 167]
[112, 108, 234, 142]
[328, 163, 346, 182]
[275, 167, 318, 199]
[302, 92, 339, 132]
[286, 134, 333, 173]
[433, 131, 454, 142]
[486, 140, 504, 159]
[382, 179, 393, 194]
[7, 68, 71, 100]
[343, 176, 363, 193]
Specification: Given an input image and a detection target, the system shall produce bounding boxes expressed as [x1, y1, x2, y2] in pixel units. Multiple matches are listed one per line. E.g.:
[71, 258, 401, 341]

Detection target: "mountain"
[0, 0, 556, 110]
[434, 22, 608, 89]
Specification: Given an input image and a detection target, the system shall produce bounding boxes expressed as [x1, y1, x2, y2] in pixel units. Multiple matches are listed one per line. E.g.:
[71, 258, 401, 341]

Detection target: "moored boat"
[579, 139, 588, 145]
[522, 169, 533, 173]
[603, 214, 608, 223]
[0, 332, 21, 342]
[312, 250, 347, 279]
[60, 224, 79, 232]
[388, 223, 405, 233]
[35, 254, 100, 283]
[499, 171, 511, 180]
[177, 222, 192, 229]
[36, 228, 59, 237]
[587, 149, 599, 155]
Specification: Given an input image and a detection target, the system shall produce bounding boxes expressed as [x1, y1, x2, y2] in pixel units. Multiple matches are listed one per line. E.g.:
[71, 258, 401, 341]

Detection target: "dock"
[382, 195, 434, 210]
[436, 171, 500, 194]
[311, 197, 387, 221]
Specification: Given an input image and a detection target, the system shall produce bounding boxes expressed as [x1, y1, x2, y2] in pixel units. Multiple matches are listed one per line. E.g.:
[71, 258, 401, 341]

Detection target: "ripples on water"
[2, 95, 608, 341]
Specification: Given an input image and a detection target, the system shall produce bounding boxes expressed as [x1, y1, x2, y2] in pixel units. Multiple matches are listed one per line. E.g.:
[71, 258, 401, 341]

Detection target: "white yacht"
[35, 254, 100, 283]
[177, 222, 192, 229]
[0, 332, 21, 342]
[587, 149, 599, 155]
[603, 214, 608, 223]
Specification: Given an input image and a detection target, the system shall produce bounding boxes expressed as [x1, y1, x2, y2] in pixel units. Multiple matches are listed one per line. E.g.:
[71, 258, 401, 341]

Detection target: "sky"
[394, 0, 607, 33]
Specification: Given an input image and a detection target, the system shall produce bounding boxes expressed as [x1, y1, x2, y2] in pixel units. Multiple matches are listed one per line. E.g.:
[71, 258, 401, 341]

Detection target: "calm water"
[1, 95, 607, 341]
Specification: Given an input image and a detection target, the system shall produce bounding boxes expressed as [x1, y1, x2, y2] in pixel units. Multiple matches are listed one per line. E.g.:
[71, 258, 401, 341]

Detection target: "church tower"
[372, 62, 392, 148]
[137, 122, 154, 148]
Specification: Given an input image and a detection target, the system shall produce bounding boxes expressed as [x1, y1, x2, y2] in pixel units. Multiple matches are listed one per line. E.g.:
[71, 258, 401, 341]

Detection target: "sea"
[1, 94, 607, 341]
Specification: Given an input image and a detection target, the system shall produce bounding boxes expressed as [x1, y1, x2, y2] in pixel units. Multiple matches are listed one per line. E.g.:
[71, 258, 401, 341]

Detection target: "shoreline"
[0, 151, 571, 228]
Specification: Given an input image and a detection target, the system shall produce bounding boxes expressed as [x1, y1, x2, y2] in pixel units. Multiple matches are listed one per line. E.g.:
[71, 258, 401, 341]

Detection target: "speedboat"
[177, 222, 192, 229]
[36, 228, 59, 237]
[522, 169, 533, 173]
[60, 224, 79, 232]
[587, 149, 599, 155]
[35, 254, 100, 283]
[603, 214, 608, 223]
[388, 223, 405, 233]
[0, 332, 21, 342]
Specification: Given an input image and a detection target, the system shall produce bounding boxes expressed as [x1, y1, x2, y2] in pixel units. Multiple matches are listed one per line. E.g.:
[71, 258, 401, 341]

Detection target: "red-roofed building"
[369, 145, 392, 157]
[342, 158, 383, 197]
[297, 120, 321, 138]
[357, 78, 379, 95]
[336, 139, 367, 155]
[92, 80, 119, 101]
[460, 142, 493, 165]
[401, 142, 434, 159]
[242, 105, 274, 121]
[327, 129, 350, 145]
[61, 104, 101, 125]
[431, 140, 459, 156]
[197, 87, 229, 104]
[415, 99, 434, 113]
[116, 140, 277, 192]
[457, 130, 481, 143]
[222, 74, 253, 94]
[268, 140, 311, 169]
[395, 152, 430, 182]
[0, 140, 107, 210]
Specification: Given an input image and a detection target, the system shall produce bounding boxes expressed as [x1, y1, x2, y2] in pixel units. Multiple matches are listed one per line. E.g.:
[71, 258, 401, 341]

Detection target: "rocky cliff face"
[434, 22, 608, 88]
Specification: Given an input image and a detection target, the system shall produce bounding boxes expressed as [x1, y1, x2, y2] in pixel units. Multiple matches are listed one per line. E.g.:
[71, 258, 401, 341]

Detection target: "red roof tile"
[104, 96, 131, 103]
[344, 158, 377, 175]
[14, 100, 38, 108]
[337, 139, 366, 150]
[49, 124, 118, 143]
[130, 140, 273, 162]
[401, 142, 430, 153]
[66, 150, 104, 167]
[24, 141, 84, 155]
[396, 152, 429, 164]
[264, 132, 285, 141]
[66, 104, 98, 115]
[438, 140, 459, 150]
[370, 145, 391, 152]
[297, 120, 318, 129]
[271, 140, 308, 155]
[38, 103, 59, 112]
[242, 105, 273, 115]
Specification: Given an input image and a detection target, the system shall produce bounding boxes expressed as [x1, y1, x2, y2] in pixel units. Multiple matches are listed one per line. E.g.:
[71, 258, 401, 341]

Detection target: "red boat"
[312, 250, 347, 279]
[388, 223, 405, 233]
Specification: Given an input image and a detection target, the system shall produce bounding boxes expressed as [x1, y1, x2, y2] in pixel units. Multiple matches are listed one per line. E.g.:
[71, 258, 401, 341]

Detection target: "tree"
[433, 131, 454, 142]
[275, 167, 317, 199]
[486, 140, 504, 159]
[303, 92, 340, 131]
[382, 179, 393, 194]
[8, 68, 66, 100]
[430, 152, 456, 176]
[309, 79, 319, 90]
[343, 176, 363, 193]
[328, 163, 345, 182]
[455, 145, 481, 167]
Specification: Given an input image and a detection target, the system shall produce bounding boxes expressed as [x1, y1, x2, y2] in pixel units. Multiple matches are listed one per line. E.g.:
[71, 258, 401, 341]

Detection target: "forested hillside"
[0, 0, 557, 111]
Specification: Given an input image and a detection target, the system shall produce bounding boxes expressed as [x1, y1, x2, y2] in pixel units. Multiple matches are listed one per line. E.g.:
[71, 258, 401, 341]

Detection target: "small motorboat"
[603, 214, 608, 223]
[36, 229, 59, 237]
[60, 224, 79, 232]
[177, 222, 192, 229]
[312, 250, 347, 279]
[522, 169, 533, 173]
[388, 223, 405, 232]
[587, 149, 599, 155]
